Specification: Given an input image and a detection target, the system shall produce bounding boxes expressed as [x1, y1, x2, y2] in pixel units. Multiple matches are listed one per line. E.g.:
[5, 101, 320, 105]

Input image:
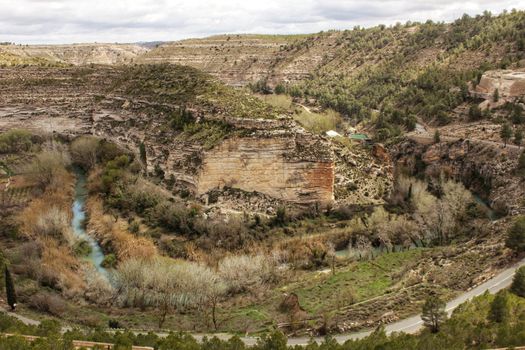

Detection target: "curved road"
[3, 258, 524, 346]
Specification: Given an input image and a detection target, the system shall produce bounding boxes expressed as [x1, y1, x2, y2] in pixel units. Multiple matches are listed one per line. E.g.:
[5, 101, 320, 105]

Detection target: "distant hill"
[0, 43, 148, 66]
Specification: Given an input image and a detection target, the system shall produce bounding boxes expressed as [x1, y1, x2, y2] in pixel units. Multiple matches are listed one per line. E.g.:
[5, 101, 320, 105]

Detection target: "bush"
[73, 240, 92, 256]
[70, 136, 100, 170]
[27, 148, 71, 190]
[506, 216, 525, 253]
[0, 129, 33, 154]
[511, 266, 525, 297]
[28, 292, 67, 316]
[101, 254, 117, 268]
[218, 254, 278, 294]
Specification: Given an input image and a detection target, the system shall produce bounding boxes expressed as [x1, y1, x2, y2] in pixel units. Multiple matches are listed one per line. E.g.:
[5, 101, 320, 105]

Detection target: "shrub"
[27, 147, 71, 190]
[73, 240, 92, 256]
[274, 84, 286, 94]
[101, 254, 117, 268]
[511, 266, 525, 297]
[506, 216, 525, 253]
[70, 136, 100, 170]
[28, 292, 67, 316]
[34, 206, 72, 242]
[218, 254, 278, 294]
[0, 129, 33, 154]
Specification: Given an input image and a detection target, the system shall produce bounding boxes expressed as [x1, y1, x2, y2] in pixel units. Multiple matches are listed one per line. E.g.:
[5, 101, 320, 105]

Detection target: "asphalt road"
[2, 259, 524, 346]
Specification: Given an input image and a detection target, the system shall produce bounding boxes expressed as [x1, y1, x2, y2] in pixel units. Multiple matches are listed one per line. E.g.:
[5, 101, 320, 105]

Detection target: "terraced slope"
[0, 43, 147, 66]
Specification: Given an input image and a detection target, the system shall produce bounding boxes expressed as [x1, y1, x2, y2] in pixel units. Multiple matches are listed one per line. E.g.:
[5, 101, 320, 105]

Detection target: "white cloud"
[0, 0, 523, 44]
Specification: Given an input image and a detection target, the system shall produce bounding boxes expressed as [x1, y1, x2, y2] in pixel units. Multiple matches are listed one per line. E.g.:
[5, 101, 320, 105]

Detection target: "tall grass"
[293, 109, 343, 134]
[256, 94, 294, 110]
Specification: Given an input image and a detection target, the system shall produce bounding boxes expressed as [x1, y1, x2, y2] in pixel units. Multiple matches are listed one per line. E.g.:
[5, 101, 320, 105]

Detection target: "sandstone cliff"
[471, 69, 525, 104]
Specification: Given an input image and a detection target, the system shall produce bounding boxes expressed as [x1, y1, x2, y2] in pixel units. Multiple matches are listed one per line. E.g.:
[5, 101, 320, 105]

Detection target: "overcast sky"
[1, 0, 524, 44]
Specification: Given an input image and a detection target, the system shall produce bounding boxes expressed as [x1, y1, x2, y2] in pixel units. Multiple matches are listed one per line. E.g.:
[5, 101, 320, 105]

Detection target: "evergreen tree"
[421, 295, 447, 333]
[4, 266, 16, 311]
[500, 123, 512, 147]
[139, 142, 147, 165]
[489, 292, 509, 323]
[433, 130, 441, 143]
[506, 216, 525, 253]
[518, 150, 525, 177]
[511, 266, 525, 297]
[514, 128, 523, 148]
[493, 88, 499, 102]
[468, 105, 482, 121]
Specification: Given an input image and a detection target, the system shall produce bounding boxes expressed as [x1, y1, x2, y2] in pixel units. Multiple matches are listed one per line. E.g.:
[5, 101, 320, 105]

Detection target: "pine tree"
[506, 216, 525, 253]
[421, 295, 447, 333]
[511, 266, 525, 297]
[139, 142, 147, 165]
[4, 266, 16, 311]
[515, 129, 523, 148]
[489, 292, 509, 323]
[433, 130, 441, 143]
[501, 123, 512, 147]
[518, 150, 525, 178]
[493, 88, 499, 102]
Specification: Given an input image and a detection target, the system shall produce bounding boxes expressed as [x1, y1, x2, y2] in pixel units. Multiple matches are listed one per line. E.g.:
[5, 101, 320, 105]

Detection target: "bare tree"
[70, 136, 100, 170]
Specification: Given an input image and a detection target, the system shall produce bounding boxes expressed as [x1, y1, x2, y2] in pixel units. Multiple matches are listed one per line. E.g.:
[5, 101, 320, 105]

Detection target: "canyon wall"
[137, 34, 333, 87]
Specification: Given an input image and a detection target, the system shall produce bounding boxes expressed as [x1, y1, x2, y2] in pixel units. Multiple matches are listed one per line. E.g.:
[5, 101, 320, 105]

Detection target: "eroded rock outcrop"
[0, 65, 334, 206]
[198, 134, 334, 204]
[471, 69, 525, 107]
[394, 139, 524, 216]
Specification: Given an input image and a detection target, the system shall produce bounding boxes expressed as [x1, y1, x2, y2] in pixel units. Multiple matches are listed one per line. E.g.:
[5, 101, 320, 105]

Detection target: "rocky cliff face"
[472, 69, 525, 102]
[0, 65, 334, 206]
[198, 134, 334, 204]
[394, 139, 524, 215]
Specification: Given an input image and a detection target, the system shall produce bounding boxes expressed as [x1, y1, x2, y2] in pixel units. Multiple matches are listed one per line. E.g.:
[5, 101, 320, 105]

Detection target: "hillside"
[0, 43, 148, 66]
[141, 11, 525, 131]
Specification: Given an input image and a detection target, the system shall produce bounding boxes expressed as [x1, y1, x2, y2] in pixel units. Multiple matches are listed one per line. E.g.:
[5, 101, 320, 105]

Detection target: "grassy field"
[255, 93, 343, 134]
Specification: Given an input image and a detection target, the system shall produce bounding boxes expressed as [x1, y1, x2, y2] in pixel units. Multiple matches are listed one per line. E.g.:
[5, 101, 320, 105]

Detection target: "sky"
[0, 0, 524, 44]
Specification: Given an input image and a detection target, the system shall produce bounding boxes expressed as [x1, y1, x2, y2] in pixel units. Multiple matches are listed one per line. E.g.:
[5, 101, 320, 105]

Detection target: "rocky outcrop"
[198, 135, 334, 204]
[0, 65, 335, 206]
[394, 139, 524, 216]
[471, 69, 525, 105]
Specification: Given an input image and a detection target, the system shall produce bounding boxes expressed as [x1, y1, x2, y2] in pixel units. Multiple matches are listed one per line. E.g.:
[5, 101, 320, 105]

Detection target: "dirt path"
[408, 123, 522, 152]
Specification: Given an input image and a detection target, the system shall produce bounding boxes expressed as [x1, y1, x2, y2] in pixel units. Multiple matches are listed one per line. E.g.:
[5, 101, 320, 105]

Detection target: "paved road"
[283, 257, 525, 346]
[3, 258, 524, 346]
